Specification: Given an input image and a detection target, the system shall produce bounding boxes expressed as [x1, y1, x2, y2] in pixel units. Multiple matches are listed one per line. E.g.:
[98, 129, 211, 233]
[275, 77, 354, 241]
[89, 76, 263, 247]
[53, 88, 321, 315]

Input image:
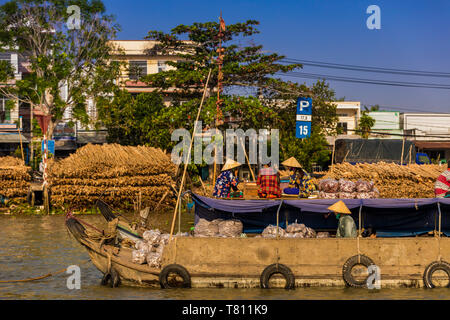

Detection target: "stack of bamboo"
[48, 144, 177, 209]
[318, 162, 447, 198]
[0, 157, 31, 199]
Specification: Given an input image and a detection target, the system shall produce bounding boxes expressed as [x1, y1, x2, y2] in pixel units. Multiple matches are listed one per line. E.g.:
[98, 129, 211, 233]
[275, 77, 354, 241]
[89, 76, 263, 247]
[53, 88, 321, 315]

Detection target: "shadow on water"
[1, 215, 450, 300]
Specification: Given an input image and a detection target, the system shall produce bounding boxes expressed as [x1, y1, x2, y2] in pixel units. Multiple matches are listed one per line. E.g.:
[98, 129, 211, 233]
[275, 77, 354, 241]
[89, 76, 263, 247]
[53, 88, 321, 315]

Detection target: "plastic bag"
[356, 180, 374, 192]
[143, 229, 161, 244]
[339, 179, 356, 192]
[338, 192, 357, 199]
[262, 225, 286, 238]
[146, 252, 162, 268]
[218, 220, 243, 237]
[132, 249, 147, 264]
[286, 222, 306, 234]
[316, 232, 330, 238]
[194, 218, 219, 237]
[318, 179, 339, 193]
[319, 191, 339, 199]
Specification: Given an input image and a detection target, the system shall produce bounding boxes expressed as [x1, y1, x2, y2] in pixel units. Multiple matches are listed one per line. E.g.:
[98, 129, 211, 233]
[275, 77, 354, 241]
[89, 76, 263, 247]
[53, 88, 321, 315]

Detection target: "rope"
[0, 259, 91, 283]
[357, 203, 362, 263]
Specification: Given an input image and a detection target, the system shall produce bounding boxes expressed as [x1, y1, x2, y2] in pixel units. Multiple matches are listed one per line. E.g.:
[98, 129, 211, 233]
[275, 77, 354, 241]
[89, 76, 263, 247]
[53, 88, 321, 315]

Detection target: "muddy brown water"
[1, 215, 450, 300]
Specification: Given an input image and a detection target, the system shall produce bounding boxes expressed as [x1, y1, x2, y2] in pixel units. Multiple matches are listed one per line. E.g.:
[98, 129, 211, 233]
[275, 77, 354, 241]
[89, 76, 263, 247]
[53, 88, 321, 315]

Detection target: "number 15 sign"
[295, 97, 312, 139]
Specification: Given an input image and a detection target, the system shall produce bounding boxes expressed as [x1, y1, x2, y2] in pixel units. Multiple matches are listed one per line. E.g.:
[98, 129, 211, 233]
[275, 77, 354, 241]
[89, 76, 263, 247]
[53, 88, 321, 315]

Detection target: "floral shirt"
[289, 169, 316, 198]
[213, 170, 239, 198]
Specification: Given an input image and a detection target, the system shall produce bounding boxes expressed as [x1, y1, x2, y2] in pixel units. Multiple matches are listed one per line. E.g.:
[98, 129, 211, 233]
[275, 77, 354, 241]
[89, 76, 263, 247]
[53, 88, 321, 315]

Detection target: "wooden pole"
[331, 138, 336, 172]
[239, 136, 256, 181]
[169, 69, 212, 241]
[400, 136, 405, 165]
[17, 127, 24, 163]
[408, 145, 412, 165]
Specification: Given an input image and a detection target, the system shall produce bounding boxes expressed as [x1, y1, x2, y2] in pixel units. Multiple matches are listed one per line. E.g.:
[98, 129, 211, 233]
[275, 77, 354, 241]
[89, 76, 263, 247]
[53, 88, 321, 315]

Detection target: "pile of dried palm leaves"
[48, 144, 177, 209]
[0, 156, 31, 199]
[316, 162, 447, 198]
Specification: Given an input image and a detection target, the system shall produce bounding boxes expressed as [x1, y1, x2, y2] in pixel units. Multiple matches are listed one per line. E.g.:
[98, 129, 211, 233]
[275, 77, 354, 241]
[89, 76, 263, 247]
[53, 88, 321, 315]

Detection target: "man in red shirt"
[257, 164, 281, 199]
[435, 168, 450, 198]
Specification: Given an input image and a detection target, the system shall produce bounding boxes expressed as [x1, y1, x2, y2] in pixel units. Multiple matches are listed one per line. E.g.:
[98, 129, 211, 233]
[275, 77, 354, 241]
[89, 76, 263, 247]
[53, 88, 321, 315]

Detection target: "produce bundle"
[48, 144, 177, 209]
[261, 223, 324, 238]
[131, 230, 187, 267]
[194, 218, 243, 238]
[318, 162, 446, 198]
[318, 178, 379, 199]
[0, 157, 31, 200]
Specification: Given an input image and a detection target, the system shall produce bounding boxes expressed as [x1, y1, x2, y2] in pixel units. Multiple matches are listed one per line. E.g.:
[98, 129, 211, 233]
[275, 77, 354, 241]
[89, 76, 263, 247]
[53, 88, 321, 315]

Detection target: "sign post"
[295, 97, 312, 139]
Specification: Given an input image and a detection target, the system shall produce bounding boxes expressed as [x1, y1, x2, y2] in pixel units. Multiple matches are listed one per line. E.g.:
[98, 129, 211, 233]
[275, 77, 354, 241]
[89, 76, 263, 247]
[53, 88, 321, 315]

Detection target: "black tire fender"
[423, 261, 450, 289]
[260, 263, 295, 290]
[342, 255, 376, 288]
[159, 264, 191, 289]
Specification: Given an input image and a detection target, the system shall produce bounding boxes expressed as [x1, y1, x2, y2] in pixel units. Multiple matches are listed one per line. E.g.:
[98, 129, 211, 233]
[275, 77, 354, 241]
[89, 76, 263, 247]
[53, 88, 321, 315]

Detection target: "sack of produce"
[132, 249, 147, 264]
[319, 191, 338, 199]
[218, 219, 243, 237]
[304, 227, 317, 238]
[194, 218, 219, 237]
[146, 252, 162, 268]
[316, 232, 330, 238]
[134, 240, 151, 252]
[286, 222, 306, 234]
[356, 192, 372, 199]
[262, 225, 286, 238]
[338, 192, 357, 199]
[159, 233, 170, 245]
[355, 180, 374, 192]
[143, 229, 161, 243]
[318, 179, 339, 193]
[339, 179, 356, 192]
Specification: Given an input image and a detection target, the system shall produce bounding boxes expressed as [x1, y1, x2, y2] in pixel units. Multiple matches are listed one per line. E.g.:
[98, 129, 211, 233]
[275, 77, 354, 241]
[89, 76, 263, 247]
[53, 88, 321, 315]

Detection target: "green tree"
[357, 111, 376, 139]
[140, 19, 338, 170]
[0, 0, 122, 138]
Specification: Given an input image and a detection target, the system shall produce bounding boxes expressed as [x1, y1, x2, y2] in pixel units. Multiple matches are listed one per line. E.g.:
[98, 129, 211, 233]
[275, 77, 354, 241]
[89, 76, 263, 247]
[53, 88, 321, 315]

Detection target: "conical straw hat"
[221, 158, 242, 171]
[281, 157, 302, 168]
[327, 200, 351, 214]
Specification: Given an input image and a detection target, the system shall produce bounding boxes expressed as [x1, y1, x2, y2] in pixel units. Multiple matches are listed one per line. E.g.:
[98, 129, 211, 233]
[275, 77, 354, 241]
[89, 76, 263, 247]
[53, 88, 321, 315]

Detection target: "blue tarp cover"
[192, 193, 450, 236]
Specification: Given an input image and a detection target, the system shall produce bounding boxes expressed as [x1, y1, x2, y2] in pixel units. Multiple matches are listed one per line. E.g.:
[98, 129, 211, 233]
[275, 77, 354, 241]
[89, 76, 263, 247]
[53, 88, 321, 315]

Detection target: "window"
[0, 96, 11, 122]
[158, 60, 167, 72]
[0, 52, 11, 61]
[337, 122, 348, 134]
[128, 61, 147, 80]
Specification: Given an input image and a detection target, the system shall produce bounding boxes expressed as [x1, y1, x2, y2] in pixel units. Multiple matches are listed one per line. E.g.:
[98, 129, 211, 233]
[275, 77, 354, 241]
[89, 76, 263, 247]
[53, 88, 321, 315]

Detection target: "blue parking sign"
[296, 97, 312, 139]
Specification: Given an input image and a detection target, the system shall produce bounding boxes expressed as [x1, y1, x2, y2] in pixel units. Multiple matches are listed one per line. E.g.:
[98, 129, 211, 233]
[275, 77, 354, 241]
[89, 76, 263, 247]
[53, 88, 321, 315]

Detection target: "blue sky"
[2, 0, 450, 112]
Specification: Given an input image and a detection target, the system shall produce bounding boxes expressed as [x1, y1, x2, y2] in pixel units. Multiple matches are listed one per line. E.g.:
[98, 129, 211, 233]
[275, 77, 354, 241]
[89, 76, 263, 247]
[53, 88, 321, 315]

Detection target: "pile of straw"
[48, 144, 177, 209]
[317, 162, 447, 198]
[0, 156, 31, 199]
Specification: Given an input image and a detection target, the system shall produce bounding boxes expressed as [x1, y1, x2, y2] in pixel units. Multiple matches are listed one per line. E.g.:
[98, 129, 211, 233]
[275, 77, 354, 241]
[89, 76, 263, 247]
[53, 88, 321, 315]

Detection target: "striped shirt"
[435, 169, 450, 198]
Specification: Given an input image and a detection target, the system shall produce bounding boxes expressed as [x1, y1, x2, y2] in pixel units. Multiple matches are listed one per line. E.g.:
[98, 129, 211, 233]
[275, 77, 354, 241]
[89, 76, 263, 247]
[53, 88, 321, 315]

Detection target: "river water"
[1, 215, 450, 300]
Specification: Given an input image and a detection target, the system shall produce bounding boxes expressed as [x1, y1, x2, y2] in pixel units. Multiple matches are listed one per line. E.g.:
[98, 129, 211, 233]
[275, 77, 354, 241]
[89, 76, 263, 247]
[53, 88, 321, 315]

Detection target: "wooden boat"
[67, 194, 450, 289]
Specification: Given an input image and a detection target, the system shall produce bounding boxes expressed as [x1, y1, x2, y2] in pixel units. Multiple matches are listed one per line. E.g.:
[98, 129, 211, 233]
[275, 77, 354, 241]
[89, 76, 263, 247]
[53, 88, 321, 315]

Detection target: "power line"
[333, 128, 450, 139]
[281, 58, 450, 78]
[276, 72, 450, 90]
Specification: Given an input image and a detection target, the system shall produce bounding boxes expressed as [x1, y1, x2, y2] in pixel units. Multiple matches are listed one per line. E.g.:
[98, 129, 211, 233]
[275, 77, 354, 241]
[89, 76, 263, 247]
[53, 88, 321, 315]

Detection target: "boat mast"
[213, 12, 225, 183]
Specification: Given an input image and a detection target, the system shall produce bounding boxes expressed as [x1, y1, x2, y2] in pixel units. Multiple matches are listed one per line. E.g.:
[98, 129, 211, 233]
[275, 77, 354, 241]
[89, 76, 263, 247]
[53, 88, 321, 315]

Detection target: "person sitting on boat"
[281, 157, 316, 198]
[213, 158, 242, 198]
[326, 200, 357, 238]
[435, 168, 450, 198]
[257, 164, 281, 199]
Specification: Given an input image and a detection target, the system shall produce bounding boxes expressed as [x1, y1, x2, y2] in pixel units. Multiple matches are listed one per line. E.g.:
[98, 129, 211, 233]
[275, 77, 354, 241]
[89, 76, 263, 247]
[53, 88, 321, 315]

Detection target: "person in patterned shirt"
[213, 158, 242, 198]
[257, 164, 281, 199]
[435, 168, 450, 198]
[282, 157, 316, 198]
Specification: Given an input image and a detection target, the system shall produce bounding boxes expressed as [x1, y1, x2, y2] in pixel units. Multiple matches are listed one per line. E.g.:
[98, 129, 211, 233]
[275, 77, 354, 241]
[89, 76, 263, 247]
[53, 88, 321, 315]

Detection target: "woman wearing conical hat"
[282, 157, 316, 198]
[213, 158, 242, 198]
[327, 200, 357, 238]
